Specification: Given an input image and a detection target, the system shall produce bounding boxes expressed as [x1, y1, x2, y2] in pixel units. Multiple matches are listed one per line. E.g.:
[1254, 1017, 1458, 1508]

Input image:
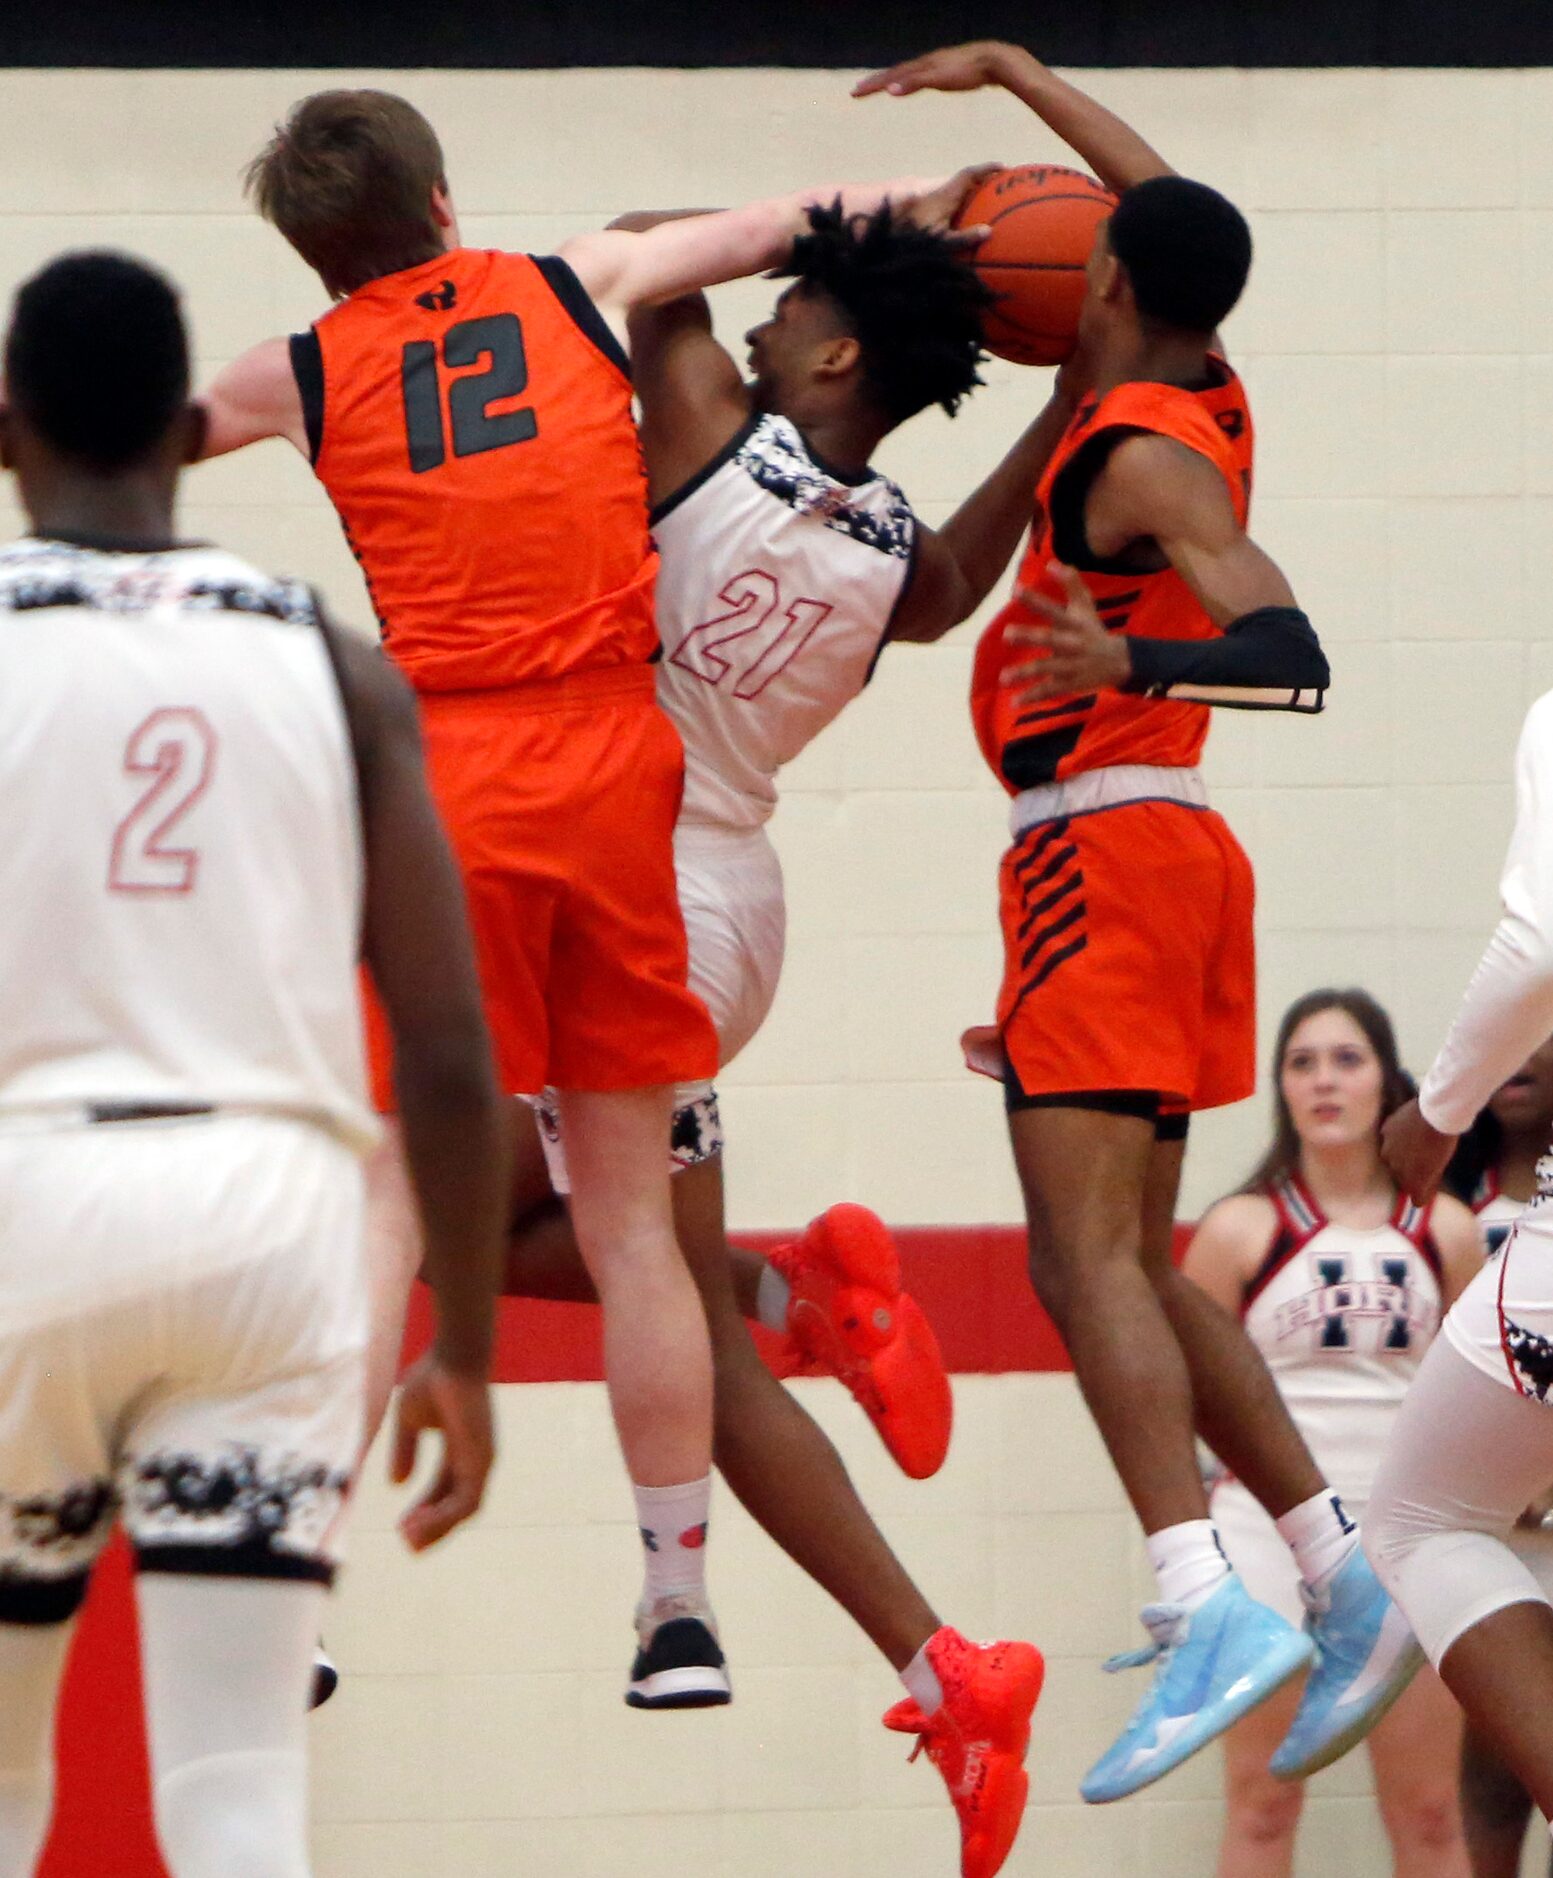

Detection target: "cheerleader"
[1185, 989, 1482, 1877]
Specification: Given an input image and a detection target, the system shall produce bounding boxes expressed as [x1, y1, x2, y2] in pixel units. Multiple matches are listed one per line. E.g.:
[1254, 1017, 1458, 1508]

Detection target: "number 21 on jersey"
[108, 708, 217, 895]
[669, 568, 833, 700]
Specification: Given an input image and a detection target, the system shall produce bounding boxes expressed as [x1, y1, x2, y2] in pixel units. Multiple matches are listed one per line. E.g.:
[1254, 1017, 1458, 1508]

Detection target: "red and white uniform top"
[0, 538, 375, 1153]
[651, 412, 917, 831]
[1240, 1173, 1444, 1484]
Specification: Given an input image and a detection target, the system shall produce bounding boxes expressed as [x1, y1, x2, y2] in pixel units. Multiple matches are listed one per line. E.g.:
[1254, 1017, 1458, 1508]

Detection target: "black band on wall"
[2, 1, 1549, 68]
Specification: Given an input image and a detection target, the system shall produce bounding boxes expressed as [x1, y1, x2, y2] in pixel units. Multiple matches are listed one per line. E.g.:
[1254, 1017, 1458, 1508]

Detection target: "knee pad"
[669, 1088, 722, 1174]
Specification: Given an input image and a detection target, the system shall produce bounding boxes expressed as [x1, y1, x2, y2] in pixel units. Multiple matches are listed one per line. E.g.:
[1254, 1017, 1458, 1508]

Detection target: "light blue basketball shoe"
[1269, 1546, 1424, 1780]
[1081, 1575, 1314, 1804]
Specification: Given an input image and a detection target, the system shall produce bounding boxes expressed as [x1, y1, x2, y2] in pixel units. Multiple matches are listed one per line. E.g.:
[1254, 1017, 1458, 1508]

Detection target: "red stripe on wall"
[42, 1222, 1190, 1874]
[397, 1223, 1193, 1380]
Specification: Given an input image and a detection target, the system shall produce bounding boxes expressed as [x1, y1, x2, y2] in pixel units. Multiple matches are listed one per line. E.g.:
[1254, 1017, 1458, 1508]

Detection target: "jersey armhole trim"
[289, 330, 325, 467]
[871, 522, 922, 678]
[533, 254, 632, 382]
[1241, 1223, 1297, 1314]
[1048, 423, 1156, 575]
[649, 410, 761, 529]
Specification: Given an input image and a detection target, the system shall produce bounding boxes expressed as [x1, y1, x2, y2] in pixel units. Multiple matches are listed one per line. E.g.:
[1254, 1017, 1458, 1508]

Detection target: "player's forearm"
[709, 175, 947, 272]
[394, 1039, 508, 1375]
[991, 46, 1173, 195]
[579, 176, 951, 308]
[608, 209, 720, 234]
[1122, 607, 1329, 710]
[937, 393, 1077, 618]
[1420, 922, 1553, 1137]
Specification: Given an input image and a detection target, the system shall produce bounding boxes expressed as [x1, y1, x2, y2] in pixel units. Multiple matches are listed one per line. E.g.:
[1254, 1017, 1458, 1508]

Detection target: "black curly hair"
[772, 200, 991, 426]
[6, 251, 189, 472]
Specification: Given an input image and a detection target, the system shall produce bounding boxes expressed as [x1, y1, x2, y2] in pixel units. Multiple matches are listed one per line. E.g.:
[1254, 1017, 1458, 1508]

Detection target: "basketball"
[954, 163, 1117, 367]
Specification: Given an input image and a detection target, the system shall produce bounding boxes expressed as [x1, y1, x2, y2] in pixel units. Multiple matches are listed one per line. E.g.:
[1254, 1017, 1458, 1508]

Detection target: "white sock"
[1146, 1519, 1232, 1612]
[1276, 1489, 1359, 1592]
[755, 1260, 792, 1334]
[635, 1477, 712, 1611]
[900, 1640, 944, 1719]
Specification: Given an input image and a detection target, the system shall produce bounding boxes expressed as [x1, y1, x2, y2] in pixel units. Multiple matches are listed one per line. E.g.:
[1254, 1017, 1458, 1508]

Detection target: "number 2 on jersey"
[108, 708, 217, 895]
[401, 314, 538, 473]
[669, 569, 833, 700]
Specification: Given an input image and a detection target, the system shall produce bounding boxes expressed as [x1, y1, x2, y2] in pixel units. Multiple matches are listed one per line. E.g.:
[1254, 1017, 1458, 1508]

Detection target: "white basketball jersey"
[0, 538, 376, 1151]
[1242, 1174, 1443, 1472]
[652, 412, 917, 829]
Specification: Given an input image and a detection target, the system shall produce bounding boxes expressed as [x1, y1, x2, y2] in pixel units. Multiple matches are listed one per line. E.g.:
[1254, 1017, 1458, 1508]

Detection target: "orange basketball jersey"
[972, 359, 1253, 792]
[299, 248, 657, 691]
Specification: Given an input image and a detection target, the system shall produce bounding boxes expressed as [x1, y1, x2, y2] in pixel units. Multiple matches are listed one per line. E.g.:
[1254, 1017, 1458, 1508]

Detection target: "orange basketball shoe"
[767, 1203, 953, 1479]
[884, 1629, 1045, 1878]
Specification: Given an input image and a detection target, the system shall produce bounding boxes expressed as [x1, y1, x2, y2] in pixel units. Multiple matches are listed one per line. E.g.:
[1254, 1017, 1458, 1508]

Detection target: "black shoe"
[309, 1646, 339, 1711]
[625, 1616, 731, 1710]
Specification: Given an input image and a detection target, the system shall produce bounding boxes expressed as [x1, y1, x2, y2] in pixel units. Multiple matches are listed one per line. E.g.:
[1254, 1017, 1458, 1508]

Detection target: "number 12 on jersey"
[669, 569, 833, 700]
[401, 314, 538, 473]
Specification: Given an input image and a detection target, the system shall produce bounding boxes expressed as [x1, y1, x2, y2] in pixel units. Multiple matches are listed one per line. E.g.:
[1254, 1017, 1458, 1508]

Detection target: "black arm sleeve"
[1120, 606, 1329, 713]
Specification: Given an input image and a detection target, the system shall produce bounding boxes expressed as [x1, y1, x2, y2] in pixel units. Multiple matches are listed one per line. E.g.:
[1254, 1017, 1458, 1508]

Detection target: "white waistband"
[1009, 765, 1209, 839]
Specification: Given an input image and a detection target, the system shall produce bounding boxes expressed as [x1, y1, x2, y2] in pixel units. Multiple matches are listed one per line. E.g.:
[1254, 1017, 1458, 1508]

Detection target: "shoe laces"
[788, 1292, 888, 1416]
[1101, 1602, 1188, 1674]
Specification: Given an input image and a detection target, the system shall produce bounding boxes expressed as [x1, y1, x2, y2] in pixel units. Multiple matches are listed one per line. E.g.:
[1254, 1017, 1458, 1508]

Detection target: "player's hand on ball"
[391, 1351, 496, 1552]
[899, 163, 1001, 245]
[1380, 1097, 1457, 1205]
[1003, 563, 1132, 702]
[853, 41, 1033, 99]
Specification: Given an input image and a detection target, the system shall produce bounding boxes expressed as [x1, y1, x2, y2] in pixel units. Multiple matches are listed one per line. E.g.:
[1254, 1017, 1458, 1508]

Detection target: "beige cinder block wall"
[1, 63, 1549, 1878]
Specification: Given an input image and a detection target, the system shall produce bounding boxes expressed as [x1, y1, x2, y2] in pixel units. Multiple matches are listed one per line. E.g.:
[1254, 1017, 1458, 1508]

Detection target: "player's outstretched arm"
[560, 167, 988, 314]
[197, 337, 308, 459]
[1385, 693, 1553, 1201]
[890, 376, 1082, 644]
[327, 622, 510, 1550]
[854, 41, 1173, 197]
[1006, 435, 1329, 710]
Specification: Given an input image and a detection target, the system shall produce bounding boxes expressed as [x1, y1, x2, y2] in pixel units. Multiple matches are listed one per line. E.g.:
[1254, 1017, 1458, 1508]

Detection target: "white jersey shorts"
[535, 820, 786, 1193]
[0, 1113, 367, 1623]
[1446, 1194, 1553, 1402]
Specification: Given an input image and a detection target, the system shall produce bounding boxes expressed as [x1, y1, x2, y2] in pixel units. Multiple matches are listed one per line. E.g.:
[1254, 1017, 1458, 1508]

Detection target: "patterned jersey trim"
[738, 414, 914, 561]
[0, 539, 321, 627]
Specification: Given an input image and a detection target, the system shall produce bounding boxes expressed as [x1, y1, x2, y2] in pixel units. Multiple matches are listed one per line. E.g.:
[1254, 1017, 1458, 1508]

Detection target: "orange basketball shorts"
[367, 665, 717, 1102]
[996, 799, 1255, 1112]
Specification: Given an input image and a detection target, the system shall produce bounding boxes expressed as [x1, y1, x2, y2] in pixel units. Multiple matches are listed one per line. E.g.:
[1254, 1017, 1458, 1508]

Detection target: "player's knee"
[1023, 1243, 1071, 1329]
